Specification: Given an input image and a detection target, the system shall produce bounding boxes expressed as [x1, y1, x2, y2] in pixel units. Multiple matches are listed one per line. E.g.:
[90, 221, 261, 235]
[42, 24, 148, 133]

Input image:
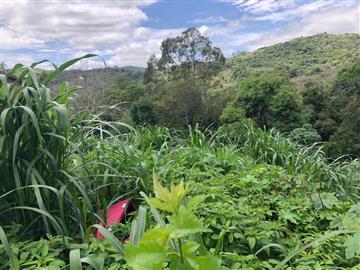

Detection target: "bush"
[130, 100, 158, 125]
[288, 124, 321, 145]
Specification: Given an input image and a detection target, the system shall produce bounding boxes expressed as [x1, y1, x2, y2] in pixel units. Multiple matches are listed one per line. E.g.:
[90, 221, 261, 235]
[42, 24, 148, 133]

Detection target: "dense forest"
[0, 29, 359, 269]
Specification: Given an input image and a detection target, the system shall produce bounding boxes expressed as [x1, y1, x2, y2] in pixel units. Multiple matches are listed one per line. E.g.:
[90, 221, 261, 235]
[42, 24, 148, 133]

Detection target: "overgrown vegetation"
[1, 30, 359, 269]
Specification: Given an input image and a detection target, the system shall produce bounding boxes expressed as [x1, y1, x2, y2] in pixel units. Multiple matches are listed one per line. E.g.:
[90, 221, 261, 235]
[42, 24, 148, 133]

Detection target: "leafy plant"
[125, 179, 221, 270]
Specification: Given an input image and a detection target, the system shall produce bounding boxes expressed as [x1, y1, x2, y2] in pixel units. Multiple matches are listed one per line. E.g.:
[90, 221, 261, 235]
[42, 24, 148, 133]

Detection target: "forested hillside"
[227, 33, 360, 87]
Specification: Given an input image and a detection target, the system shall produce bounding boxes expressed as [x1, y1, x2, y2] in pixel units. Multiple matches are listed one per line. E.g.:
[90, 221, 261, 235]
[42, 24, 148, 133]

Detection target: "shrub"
[288, 124, 322, 145]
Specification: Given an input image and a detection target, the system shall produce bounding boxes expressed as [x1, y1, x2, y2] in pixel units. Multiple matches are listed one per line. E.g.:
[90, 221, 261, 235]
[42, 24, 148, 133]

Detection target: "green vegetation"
[220, 75, 302, 132]
[228, 33, 360, 85]
[1, 30, 359, 269]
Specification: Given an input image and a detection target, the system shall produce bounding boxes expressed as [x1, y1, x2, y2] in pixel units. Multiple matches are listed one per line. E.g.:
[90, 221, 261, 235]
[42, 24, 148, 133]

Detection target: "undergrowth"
[0, 60, 359, 269]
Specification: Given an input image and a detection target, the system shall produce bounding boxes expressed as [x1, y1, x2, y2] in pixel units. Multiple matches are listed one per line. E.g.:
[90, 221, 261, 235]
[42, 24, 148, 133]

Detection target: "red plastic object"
[96, 198, 133, 240]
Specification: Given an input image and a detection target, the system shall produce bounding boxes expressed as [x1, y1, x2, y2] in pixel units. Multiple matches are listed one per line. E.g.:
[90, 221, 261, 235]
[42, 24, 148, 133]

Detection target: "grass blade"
[130, 205, 147, 246]
[0, 226, 19, 270]
[70, 249, 82, 270]
[92, 224, 125, 255]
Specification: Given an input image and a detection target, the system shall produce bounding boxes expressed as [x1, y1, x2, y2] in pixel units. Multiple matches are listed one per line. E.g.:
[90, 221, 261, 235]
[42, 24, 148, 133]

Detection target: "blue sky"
[1, 0, 359, 68]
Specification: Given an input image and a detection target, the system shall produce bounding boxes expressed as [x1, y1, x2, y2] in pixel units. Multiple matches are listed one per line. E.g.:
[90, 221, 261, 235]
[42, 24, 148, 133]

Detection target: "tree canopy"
[222, 74, 302, 132]
[157, 28, 225, 79]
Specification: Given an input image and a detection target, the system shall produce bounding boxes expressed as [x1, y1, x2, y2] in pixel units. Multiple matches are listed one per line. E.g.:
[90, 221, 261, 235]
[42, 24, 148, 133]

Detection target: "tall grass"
[0, 56, 106, 240]
[218, 122, 360, 201]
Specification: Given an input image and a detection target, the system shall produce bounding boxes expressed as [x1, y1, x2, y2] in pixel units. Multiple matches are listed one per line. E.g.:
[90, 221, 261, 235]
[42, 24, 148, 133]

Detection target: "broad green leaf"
[141, 227, 171, 245]
[149, 179, 188, 213]
[125, 228, 169, 270]
[169, 208, 208, 238]
[321, 192, 339, 209]
[125, 242, 167, 270]
[279, 210, 299, 224]
[311, 192, 323, 210]
[187, 195, 207, 212]
[81, 255, 105, 270]
[247, 237, 256, 250]
[311, 192, 339, 210]
[344, 233, 360, 259]
[345, 203, 360, 229]
[196, 254, 221, 270]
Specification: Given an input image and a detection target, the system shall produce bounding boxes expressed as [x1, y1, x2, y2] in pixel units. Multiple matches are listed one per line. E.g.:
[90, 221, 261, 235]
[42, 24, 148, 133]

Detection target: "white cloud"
[1, 0, 156, 50]
[235, 5, 360, 51]
[188, 16, 227, 25]
[226, 0, 295, 14]
[107, 28, 183, 67]
[221, 0, 295, 14]
[254, 0, 350, 22]
[1, 27, 44, 49]
[1, 0, 171, 67]
[222, 0, 356, 22]
[1, 53, 35, 67]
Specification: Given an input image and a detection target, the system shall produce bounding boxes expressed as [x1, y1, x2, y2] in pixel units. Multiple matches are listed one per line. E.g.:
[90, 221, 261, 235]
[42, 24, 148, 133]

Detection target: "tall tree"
[142, 28, 226, 128]
[157, 28, 225, 79]
[143, 55, 158, 84]
[324, 60, 360, 157]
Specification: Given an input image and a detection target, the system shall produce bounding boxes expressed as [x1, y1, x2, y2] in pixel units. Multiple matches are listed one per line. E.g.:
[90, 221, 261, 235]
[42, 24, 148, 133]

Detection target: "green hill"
[227, 33, 360, 87]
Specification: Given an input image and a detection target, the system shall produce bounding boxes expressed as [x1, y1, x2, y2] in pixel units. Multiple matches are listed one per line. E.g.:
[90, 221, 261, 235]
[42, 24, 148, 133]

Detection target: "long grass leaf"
[0, 226, 19, 270]
[130, 206, 147, 246]
[42, 54, 96, 85]
[92, 224, 125, 255]
[70, 249, 82, 270]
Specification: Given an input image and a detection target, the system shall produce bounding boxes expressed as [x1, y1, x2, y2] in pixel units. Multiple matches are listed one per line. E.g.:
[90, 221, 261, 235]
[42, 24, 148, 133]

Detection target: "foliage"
[50, 66, 144, 114]
[324, 60, 360, 158]
[124, 180, 221, 270]
[1, 57, 360, 269]
[155, 78, 204, 128]
[130, 100, 158, 126]
[288, 124, 321, 146]
[222, 74, 302, 132]
[219, 122, 360, 201]
[157, 27, 225, 80]
[228, 33, 360, 85]
[0, 230, 126, 269]
[220, 103, 245, 124]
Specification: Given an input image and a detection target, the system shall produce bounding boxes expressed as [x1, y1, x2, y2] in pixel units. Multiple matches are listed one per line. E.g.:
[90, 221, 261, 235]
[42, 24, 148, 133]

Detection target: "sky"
[1, 0, 359, 68]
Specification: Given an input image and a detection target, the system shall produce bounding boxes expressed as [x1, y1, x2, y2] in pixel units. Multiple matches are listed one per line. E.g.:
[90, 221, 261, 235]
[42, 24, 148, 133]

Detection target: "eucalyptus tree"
[157, 27, 225, 80]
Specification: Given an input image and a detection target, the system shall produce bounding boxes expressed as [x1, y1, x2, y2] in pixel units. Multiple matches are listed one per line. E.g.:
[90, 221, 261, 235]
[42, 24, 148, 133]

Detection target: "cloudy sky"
[1, 0, 359, 68]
